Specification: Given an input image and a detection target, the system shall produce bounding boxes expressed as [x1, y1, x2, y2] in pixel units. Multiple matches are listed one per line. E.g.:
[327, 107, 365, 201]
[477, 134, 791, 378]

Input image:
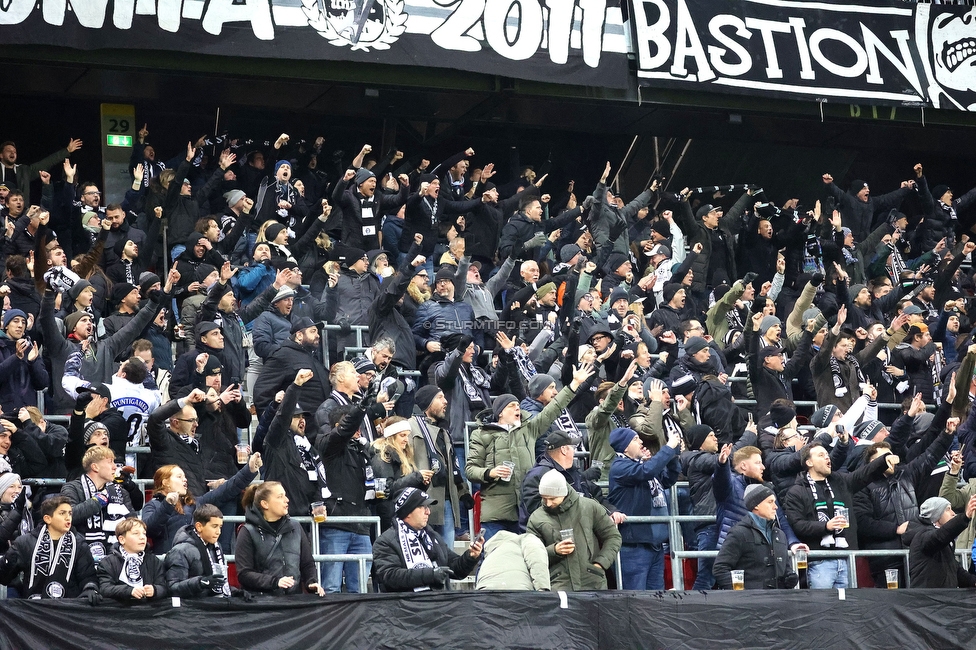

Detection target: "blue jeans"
[692, 525, 718, 590]
[482, 521, 520, 543]
[319, 528, 372, 593]
[436, 498, 456, 545]
[807, 558, 849, 589]
[619, 543, 665, 590]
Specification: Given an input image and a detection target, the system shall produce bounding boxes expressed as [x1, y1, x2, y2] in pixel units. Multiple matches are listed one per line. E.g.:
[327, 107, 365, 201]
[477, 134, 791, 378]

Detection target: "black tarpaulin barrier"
[1, 589, 975, 649]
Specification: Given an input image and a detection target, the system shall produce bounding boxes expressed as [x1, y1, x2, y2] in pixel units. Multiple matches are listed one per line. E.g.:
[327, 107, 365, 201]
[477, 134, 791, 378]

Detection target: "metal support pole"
[669, 484, 684, 591]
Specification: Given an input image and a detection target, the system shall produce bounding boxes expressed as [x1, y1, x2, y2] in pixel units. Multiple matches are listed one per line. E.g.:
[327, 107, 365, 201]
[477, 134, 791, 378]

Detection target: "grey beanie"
[0, 472, 21, 498]
[759, 315, 781, 336]
[223, 189, 246, 207]
[538, 469, 568, 498]
[919, 497, 952, 524]
[802, 308, 822, 324]
[744, 484, 775, 512]
[850, 284, 867, 298]
[528, 374, 556, 399]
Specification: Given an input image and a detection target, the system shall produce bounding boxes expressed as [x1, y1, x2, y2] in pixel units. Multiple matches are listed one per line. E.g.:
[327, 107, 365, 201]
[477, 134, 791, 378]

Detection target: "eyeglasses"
[175, 418, 199, 424]
[83, 191, 101, 196]
[591, 334, 610, 342]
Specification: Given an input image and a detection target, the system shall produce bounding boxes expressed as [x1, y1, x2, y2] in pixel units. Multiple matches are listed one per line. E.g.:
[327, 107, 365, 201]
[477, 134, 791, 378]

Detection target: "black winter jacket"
[96, 545, 169, 603]
[235, 504, 317, 595]
[315, 404, 374, 536]
[904, 514, 976, 588]
[251, 339, 331, 417]
[713, 514, 797, 590]
[373, 523, 478, 592]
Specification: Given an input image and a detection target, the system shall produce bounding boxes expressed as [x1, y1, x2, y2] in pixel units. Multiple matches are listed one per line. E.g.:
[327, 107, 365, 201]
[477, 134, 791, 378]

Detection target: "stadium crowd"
[0, 126, 975, 602]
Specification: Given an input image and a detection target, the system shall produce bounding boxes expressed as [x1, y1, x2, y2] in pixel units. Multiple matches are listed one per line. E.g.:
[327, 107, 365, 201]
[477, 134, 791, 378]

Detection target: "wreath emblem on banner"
[302, 0, 407, 52]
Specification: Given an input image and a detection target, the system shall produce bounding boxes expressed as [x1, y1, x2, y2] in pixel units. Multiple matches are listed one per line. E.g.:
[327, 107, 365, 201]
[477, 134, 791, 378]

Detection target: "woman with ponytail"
[235, 481, 323, 596]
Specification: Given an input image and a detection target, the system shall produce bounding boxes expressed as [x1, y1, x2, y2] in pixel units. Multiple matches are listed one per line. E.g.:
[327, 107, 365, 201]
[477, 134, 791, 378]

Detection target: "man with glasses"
[413, 266, 475, 371]
[147, 388, 212, 496]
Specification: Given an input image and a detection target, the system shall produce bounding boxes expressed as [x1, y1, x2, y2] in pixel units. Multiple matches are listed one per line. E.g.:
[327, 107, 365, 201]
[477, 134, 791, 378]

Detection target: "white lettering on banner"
[706, 16, 752, 77]
[431, 0, 608, 65]
[630, 0, 956, 107]
[0, 0, 614, 66]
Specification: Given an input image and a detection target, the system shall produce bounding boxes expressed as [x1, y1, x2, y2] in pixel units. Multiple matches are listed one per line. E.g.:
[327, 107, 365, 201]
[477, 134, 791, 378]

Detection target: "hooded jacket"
[525, 488, 622, 591]
[475, 531, 551, 591]
[671, 191, 752, 293]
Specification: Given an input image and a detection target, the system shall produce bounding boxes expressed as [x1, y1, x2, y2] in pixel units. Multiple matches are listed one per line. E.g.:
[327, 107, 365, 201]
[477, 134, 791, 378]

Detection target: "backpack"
[693, 377, 745, 445]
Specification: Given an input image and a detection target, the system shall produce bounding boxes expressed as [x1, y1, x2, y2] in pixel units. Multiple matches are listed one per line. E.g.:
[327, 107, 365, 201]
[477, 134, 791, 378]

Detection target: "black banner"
[1, 589, 976, 649]
[0, 0, 629, 88]
[628, 0, 976, 110]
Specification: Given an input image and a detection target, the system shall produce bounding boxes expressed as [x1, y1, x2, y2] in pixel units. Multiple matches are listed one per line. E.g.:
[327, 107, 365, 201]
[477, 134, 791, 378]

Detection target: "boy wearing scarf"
[96, 517, 168, 603]
[0, 496, 99, 602]
[60, 446, 135, 563]
[373, 488, 482, 592]
[164, 503, 250, 600]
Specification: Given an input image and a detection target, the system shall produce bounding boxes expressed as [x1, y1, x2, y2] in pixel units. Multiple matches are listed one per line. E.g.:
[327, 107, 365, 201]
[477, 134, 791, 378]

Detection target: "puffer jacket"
[671, 190, 752, 293]
[251, 305, 293, 361]
[412, 295, 476, 351]
[854, 429, 953, 574]
[372, 522, 478, 593]
[608, 444, 682, 546]
[713, 458, 799, 550]
[475, 531, 551, 591]
[525, 488, 622, 591]
[680, 429, 758, 531]
[141, 463, 258, 554]
[324, 267, 381, 348]
[713, 513, 796, 590]
[466, 385, 578, 524]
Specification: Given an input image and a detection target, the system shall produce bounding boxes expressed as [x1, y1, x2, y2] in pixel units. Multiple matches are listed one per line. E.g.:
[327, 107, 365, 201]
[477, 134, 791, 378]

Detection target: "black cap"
[290, 317, 317, 335]
[394, 488, 437, 519]
[195, 321, 220, 338]
[80, 383, 112, 400]
[545, 430, 577, 450]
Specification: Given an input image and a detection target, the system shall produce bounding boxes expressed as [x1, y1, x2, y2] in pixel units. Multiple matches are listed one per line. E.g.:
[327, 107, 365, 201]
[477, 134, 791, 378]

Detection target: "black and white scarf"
[190, 529, 231, 597]
[294, 434, 331, 499]
[423, 196, 439, 226]
[886, 245, 907, 286]
[806, 473, 848, 549]
[118, 548, 144, 587]
[28, 527, 76, 599]
[81, 476, 127, 559]
[331, 390, 377, 443]
[416, 416, 461, 487]
[932, 346, 945, 402]
[458, 363, 490, 410]
[828, 352, 864, 398]
[395, 516, 438, 593]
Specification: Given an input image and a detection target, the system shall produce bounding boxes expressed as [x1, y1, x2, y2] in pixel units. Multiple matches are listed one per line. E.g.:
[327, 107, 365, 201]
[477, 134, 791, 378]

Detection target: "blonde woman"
[370, 416, 433, 531]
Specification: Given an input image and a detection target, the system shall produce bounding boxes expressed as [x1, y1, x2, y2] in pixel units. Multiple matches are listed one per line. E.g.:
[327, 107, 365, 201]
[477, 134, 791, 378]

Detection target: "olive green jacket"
[466, 385, 577, 523]
[526, 488, 622, 591]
